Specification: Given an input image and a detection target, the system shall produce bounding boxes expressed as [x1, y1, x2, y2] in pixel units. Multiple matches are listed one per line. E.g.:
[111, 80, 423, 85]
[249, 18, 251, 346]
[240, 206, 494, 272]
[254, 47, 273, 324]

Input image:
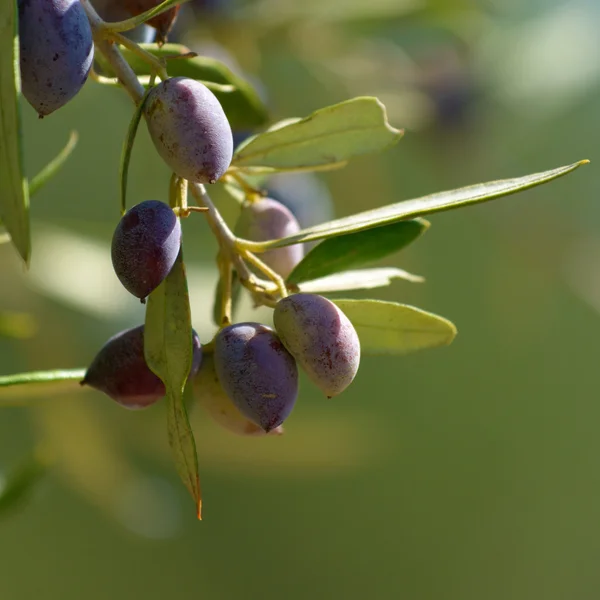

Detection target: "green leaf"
[0, 450, 49, 517]
[287, 218, 429, 284]
[254, 161, 589, 249]
[231, 97, 403, 171]
[98, 43, 268, 129]
[120, 87, 153, 215]
[0, 0, 30, 264]
[0, 368, 86, 405]
[333, 299, 456, 355]
[144, 249, 202, 519]
[296, 268, 423, 294]
[29, 131, 78, 197]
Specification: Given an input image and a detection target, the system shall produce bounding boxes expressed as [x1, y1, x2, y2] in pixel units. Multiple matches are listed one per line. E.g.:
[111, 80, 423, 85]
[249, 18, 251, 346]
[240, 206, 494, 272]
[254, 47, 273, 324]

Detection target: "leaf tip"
[196, 499, 203, 520]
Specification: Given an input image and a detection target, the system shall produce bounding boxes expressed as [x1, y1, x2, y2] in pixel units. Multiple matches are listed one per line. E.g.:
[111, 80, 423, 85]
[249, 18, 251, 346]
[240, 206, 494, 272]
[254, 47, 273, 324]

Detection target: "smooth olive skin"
[144, 77, 233, 184]
[81, 326, 202, 409]
[18, 0, 94, 117]
[111, 200, 181, 301]
[193, 354, 284, 437]
[273, 294, 360, 398]
[213, 323, 298, 432]
[235, 198, 304, 278]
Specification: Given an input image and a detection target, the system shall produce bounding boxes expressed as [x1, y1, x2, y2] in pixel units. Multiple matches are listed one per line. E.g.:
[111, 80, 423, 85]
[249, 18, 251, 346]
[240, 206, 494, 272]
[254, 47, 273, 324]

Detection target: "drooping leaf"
[0, 368, 86, 405]
[29, 131, 78, 197]
[120, 87, 153, 214]
[144, 249, 202, 519]
[333, 299, 456, 355]
[96, 43, 268, 128]
[232, 97, 403, 171]
[0, 0, 30, 264]
[0, 450, 49, 517]
[287, 218, 429, 284]
[295, 268, 423, 294]
[252, 161, 589, 249]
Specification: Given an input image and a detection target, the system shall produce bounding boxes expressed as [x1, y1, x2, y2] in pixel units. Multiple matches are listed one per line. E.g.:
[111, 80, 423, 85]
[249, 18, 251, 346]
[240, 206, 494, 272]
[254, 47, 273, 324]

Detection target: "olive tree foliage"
[0, 0, 588, 519]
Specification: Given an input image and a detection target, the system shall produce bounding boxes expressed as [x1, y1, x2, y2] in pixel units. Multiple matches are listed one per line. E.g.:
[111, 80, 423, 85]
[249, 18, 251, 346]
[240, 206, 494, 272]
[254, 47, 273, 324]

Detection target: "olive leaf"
[334, 299, 457, 355]
[256, 161, 588, 249]
[144, 249, 202, 519]
[287, 219, 429, 284]
[232, 97, 403, 171]
[0, 0, 30, 264]
[296, 268, 423, 294]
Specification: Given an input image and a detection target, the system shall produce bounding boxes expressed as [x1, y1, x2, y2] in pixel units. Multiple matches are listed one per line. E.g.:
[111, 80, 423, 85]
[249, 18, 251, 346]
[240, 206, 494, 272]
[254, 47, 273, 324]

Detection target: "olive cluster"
[82, 123, 360, 435]
[83, 183, 360, 432]
[20, 0, 361, 435]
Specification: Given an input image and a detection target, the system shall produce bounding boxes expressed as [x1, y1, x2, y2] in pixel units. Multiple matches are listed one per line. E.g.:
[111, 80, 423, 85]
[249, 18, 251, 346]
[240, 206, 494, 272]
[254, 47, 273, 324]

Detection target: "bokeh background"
[2, 0, 599, 598]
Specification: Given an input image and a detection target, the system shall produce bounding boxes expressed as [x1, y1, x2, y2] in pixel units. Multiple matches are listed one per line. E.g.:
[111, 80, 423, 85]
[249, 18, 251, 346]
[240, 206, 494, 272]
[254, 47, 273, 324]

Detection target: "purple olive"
[193, 353, 284, 436]
[235, 197, 304, 278]
[111, 200, 181, 301]
[273, 294, 360, 397]
[213, 322, 298, 432]
[144, 77, 233, 184]
[18, 0, 94, 117]
[81, 325, 202, 409]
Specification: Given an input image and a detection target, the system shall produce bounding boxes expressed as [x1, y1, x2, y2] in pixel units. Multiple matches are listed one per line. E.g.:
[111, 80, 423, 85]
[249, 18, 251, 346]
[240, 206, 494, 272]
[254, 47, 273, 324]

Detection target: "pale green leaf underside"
[257, 161, 588, 249]
[144, 250, 202, 518]
[334, 299, 456, 355]
[232, 97, 403, 170]
[0, 1, 30, 264]
[297, 268, 423, 294]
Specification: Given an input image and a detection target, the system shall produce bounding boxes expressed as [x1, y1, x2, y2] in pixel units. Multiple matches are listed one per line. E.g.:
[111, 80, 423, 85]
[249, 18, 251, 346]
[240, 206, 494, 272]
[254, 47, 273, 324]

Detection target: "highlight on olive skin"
[111, 200, 182, 301]
[235, 197, 304, 279]
[81, 326, 202, 409]
[273, 294, 361, 398]
[144, 77, 234, 184]
[18, 0, 94, 117]
[213, 322, 298, 432]
[193, 353, 284, 437]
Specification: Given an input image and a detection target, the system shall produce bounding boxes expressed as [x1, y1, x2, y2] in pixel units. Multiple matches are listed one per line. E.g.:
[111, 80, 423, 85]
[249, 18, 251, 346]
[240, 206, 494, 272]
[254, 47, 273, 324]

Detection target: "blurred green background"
[2, 0, 599, 598]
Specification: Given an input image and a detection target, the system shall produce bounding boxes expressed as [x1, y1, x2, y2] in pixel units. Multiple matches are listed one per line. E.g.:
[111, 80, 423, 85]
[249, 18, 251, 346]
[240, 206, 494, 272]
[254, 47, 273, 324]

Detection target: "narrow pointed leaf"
[257, 161, 588, 249]
[232, 97, 403, 170]
[97, 43, 268, 128]
[334, 299, 456, 355]
[120, 87, 153, 215]
[29, 131, 78, 197]
[144, 249, 202, 518]
[296, 268, 423, 294]
[288, 218, 429, 284]
[0, 0, 30, 264]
